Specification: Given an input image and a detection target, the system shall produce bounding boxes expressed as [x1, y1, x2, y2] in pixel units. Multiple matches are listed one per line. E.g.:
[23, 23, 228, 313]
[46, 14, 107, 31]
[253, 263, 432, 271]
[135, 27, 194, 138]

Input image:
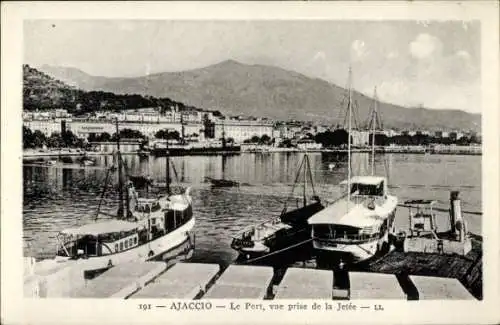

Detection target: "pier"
[26, 257, 479, 300]
[203, 265, 273, 299]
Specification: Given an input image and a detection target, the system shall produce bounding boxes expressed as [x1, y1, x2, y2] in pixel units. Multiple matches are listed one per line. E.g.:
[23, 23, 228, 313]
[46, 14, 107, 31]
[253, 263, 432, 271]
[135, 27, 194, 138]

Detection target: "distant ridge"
[38, 60, 480, 131]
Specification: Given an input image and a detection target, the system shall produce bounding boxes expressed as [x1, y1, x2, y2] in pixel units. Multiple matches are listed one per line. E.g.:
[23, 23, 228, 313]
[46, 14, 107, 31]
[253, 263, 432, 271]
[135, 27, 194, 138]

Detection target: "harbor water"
[23, 152, 482, 266]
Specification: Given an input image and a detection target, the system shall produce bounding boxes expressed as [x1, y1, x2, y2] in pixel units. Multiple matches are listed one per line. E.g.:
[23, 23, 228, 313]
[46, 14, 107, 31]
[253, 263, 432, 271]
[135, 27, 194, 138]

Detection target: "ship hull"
[53, 217, 195, 273]
[235, 227, 312, 262]
[313, 237, 383, 264]
[152, 146, 241, 156]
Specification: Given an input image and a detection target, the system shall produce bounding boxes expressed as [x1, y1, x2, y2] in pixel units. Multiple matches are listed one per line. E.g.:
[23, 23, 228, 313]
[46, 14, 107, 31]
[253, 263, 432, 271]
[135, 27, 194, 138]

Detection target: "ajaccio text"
[170, 302, 213, 311]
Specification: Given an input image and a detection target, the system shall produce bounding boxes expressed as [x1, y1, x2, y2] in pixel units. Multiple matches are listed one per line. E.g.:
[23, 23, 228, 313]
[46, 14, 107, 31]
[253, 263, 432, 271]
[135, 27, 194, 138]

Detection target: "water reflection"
[23, 152, 481, 263]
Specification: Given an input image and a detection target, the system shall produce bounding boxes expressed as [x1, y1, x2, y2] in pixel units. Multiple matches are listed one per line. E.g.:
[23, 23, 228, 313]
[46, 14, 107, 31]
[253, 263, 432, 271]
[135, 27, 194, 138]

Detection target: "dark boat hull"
[234, 201, 325, 263]
[207, 178, 240, 188]
[152, 146, 241, 156]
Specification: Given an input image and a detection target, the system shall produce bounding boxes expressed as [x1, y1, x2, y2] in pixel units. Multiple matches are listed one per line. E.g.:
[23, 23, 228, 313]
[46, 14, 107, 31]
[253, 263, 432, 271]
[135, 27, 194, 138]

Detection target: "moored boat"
[207, 178, 240, 188]
[308, 70, 398, 266]
[231, 154, 324, 261]
[39, 119, 195, 273]
[308, 176, 397, 264]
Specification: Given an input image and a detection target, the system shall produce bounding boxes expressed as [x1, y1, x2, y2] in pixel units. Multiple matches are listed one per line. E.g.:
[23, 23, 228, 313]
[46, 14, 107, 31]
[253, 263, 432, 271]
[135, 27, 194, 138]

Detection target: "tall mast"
[166, 132, 171, 195]
[221, 120, 226, 148]
[371, 87, 377, 176]
[115, 119, 124, 219]
[180, 113, 185, 140]
[347, 67, 352, 207]
[303, 155, 307, 207]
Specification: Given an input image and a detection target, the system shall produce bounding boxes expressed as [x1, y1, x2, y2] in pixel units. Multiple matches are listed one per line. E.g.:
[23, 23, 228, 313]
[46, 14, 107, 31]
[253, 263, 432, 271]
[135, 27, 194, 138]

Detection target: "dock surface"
[130, 263, 220, 299]
[275, 268, 333, 299]
[27, 260, 481, 300]
[409, 275, 475, 300]
[349, 272, 406, 300]
[69, 262, 166, 298]
[203, 265, 273, 299]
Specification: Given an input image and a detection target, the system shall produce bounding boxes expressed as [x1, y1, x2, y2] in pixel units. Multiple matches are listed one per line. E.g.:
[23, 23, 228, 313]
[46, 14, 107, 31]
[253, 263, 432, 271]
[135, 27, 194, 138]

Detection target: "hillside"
[38, 61, 481, 131]
[23, 65, 79, 110]
[23, 65, 198, 114]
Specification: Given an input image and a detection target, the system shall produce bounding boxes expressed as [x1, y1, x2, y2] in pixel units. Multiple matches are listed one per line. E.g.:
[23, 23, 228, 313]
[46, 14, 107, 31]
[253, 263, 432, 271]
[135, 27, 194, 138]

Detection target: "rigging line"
[171, 161, 180, 185]
[94, 166, 112, 221]
[356, 243, 373, 255]
[396, 203, 482, 216]
[239, 238, 313, 265]
[120, 154, 131, 218]
[98, 211, 118, 219]
[306, 155, 317, 198]
[289, 155, 306, 200]
[282, 156, 306, 213]
[353, 99, 361, 130]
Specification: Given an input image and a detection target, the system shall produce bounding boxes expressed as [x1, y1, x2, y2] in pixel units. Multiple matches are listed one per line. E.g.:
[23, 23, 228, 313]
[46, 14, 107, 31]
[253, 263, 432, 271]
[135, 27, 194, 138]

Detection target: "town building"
[69, 118, 204, 140]
[23, 119, 63, 136]
[212, 119, 275, 143]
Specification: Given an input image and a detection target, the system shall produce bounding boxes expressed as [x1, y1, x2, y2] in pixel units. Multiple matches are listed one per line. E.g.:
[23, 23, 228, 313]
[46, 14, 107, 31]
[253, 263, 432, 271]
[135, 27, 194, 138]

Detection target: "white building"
[350, 130, 370, 146]
[69, 119, 204, 139]
[23, 119, 62, 136]
[213, 120, 275, 143]
[297, 140, 322, 150]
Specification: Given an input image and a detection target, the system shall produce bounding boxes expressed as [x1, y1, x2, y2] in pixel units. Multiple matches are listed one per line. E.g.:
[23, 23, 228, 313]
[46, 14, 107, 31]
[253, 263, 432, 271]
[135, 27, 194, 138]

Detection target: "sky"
[24, 20, 481, 113]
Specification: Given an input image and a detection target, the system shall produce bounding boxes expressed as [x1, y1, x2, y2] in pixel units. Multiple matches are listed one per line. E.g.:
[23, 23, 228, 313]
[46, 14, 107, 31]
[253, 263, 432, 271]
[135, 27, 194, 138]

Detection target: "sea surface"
[23, 152, 482, 265]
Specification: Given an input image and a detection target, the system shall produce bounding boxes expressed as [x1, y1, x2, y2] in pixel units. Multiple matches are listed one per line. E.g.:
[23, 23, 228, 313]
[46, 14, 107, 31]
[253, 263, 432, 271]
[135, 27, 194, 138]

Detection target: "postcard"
[1, 1, 499, 324]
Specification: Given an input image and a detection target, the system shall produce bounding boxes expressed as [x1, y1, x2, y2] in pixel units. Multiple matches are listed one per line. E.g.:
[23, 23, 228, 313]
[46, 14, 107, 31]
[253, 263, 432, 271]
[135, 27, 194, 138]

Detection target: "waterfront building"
[89, 139, 143, 153]
[23, 114, 204, 142]
[314, 125, 328, 134]
[382, 129, 399, 137]
[297, 139, 322, 150]
[23, 109, 72, 121]
[350, 130, 370, 146]
[69, 119, 204, 140]
[23, 119, 62, 136]
[213, 119, 274, 143]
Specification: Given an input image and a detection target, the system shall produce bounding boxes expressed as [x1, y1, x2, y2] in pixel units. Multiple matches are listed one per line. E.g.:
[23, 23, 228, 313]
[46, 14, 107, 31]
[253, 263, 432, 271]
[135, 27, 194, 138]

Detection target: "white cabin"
[308, 176, 397, 248]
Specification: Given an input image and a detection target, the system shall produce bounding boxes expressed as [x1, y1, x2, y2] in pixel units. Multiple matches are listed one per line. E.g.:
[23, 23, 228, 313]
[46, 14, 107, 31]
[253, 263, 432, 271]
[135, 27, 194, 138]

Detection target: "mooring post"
[450, 191, 465, 241]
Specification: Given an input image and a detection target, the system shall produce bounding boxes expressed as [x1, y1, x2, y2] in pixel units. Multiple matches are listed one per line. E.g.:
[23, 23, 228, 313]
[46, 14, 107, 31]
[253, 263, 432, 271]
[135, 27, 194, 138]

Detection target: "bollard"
[449, 191, 459, 235]
[450, 191, 466, 241]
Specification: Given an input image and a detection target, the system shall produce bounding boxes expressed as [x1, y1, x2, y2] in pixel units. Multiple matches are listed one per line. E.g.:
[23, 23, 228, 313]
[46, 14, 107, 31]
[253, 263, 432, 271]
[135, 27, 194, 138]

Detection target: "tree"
[112, 128, 145, 140]
[32, 130, 47, 148]
[47, 132, 64, 148]
[89, 132, 112, 142]
[250, 135, 260, 143]
[279, 139, 293, 148]
[303, 132, 314, 140]
[23, 126, 33, 149]
[259, 134, 271, 144]
[314, 129, 349, 147]
[61, 130, 83, 147]
[155, 129, 180, 140]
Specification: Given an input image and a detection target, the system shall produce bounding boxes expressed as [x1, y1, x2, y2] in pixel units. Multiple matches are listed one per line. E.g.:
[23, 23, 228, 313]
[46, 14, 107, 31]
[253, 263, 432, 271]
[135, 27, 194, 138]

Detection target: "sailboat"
[308, 69, 398, 265]
[231, 154, 324, 260]
[207, 155, 240, 188]
[207, 123, 240, 187]
[47, 119, 195, 272]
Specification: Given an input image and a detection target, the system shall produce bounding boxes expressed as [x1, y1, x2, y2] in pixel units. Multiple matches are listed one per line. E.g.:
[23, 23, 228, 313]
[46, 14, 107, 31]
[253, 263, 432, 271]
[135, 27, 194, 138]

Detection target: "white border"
[1, 1, 499, 325]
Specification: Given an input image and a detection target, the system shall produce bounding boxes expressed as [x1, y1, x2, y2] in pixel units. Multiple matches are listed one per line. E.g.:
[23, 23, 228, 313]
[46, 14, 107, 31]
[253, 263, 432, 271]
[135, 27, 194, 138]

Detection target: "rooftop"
[308, 197, 391, 227]
[61, 219, 138, 236]
[340, 175, 386, 186]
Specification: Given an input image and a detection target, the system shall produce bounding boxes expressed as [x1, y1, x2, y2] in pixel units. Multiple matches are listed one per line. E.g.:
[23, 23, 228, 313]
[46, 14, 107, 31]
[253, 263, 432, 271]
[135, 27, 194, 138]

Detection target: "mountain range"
[38, 60, 480, 131]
